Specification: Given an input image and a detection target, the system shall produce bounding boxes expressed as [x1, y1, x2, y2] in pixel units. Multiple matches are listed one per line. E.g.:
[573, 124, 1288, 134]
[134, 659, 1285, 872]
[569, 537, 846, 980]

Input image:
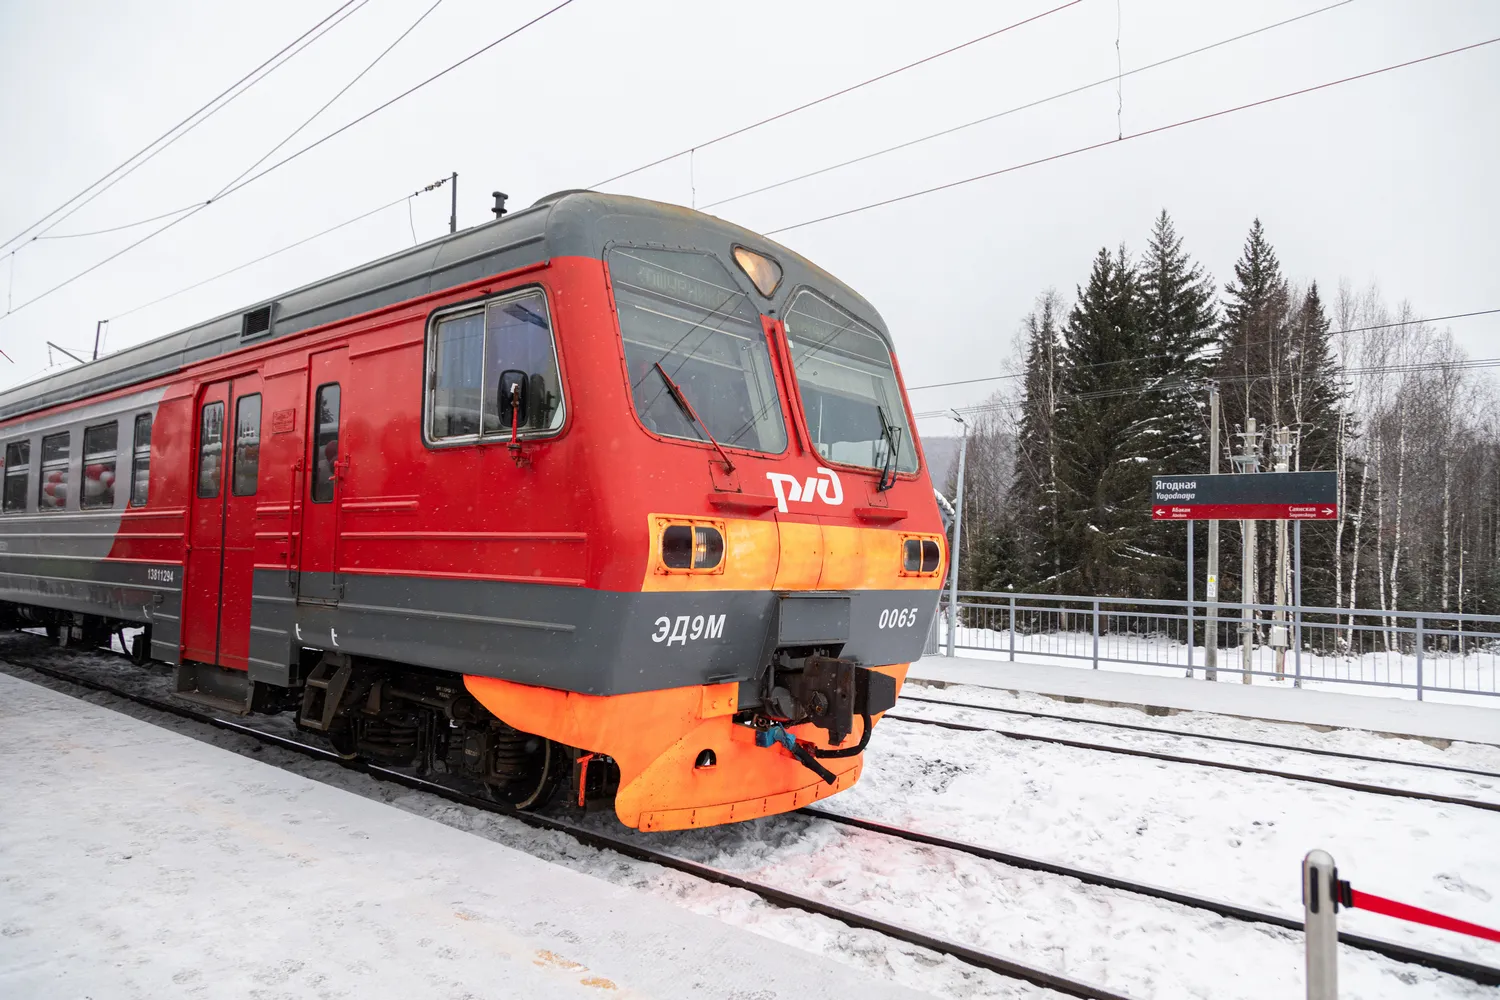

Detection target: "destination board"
[1151, 472, 1338, 521]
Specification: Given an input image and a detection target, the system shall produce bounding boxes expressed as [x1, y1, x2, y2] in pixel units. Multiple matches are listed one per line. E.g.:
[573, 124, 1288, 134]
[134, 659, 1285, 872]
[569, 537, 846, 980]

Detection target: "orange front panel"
[466, 663, 909, 831]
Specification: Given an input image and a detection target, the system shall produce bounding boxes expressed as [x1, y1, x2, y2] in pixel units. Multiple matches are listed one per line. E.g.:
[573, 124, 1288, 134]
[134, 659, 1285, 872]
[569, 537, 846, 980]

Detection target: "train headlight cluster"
[731, 246, 783, 298]
[901, 536, 942, 575]
[660, 522, 725, 571]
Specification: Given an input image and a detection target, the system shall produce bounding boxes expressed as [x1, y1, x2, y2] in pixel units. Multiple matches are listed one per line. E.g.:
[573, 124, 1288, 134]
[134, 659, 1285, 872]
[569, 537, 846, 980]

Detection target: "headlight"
[662, 524, 724, 570]
[901, 536, 942, 575]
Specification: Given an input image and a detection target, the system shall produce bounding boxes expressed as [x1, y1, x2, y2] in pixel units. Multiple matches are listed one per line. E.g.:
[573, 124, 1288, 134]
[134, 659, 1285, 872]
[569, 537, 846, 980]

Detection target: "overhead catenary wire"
[702, 0, 1355, 211]
[0, 0, 370, 256]
[588, 0, 1085, 190]
[213, 0, 447, 198]
[107, 189, 429, 322]
[0, 0, 579, 324]
[765, 35, 1500, 235]
[31, 203, 210, 240]
[912, 354, 1500, 420]
[906, 307, 1500, 392]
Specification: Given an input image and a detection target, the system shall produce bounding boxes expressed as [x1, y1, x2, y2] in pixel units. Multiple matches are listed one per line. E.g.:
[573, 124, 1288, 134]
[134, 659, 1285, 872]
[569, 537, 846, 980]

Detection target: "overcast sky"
[1, 0, 1495, 440]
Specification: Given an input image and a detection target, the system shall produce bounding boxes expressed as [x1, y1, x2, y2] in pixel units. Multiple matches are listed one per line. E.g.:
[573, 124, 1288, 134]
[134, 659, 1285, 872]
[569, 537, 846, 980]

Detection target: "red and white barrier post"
[1303, 848, 1500, 998]
[1303, 849, 1339, 999]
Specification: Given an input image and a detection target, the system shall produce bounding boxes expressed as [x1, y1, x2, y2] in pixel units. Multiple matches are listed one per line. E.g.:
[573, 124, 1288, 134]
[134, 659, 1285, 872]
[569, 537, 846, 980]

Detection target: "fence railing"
[925, 590, 1500, 700]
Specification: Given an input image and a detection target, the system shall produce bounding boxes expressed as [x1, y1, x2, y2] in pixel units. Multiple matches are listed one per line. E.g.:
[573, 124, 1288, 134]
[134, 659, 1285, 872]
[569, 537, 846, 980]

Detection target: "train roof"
[0, 191, 885, 423]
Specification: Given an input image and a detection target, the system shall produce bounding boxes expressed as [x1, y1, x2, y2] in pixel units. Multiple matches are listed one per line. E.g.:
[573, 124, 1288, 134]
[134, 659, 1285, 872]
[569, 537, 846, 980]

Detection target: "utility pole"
[1233, 418, 1263, 683]
[945, 410, 969, 657]
[1205, 385, 1221, 681]
[449, 172, 458, 234]
[1272, 426, 1293, 680]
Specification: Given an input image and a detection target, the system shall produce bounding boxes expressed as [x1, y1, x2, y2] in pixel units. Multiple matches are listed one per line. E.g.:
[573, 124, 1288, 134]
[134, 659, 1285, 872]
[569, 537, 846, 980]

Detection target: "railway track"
[800, 806, 1500, 987]
[7, 640, 1499, 996]
[884, 706, 1500, 813]
[899, 691, 1500, 777]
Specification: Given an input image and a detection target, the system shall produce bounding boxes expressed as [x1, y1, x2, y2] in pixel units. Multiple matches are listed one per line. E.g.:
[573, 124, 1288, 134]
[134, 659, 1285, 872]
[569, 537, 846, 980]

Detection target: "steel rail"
[881, 713, 1500, 813]
[800, 807, 1500, 988]
[898, 692, 1500, 779]
[0, 648, 1132, 1000]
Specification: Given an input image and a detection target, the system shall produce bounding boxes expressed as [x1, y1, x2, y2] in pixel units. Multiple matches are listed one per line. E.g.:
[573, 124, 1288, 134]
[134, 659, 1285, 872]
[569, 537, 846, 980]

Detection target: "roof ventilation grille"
[241, 304, 274, 340]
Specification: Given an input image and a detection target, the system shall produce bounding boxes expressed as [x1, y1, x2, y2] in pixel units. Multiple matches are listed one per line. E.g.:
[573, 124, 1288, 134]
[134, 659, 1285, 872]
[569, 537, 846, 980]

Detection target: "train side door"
[297, 349, 348, 604]
[181, 375, 265, 668]
[217, 375, 264, 670]
[181, 381, 231, 664]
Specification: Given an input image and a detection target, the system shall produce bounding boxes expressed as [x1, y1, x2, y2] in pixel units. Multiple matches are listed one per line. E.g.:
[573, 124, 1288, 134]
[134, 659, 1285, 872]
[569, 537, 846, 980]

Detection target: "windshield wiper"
[876, 405, 902, 492]
[652, 362, 735, 472]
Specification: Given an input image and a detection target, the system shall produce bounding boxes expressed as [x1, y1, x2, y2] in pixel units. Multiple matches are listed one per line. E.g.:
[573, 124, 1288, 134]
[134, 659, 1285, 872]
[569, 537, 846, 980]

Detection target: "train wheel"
[489, 736, 560, 811]
[129, 627, 152, 665]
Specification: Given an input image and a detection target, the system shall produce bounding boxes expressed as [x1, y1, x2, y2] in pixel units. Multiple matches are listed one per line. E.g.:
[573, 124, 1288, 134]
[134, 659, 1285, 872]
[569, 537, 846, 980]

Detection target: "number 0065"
[879, 607, 920, 629]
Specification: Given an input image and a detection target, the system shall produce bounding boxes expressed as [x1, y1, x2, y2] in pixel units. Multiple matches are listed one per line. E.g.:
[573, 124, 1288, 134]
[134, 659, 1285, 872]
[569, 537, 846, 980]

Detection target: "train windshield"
[784, 288, 918, 474]
[609, 246, 787, 454]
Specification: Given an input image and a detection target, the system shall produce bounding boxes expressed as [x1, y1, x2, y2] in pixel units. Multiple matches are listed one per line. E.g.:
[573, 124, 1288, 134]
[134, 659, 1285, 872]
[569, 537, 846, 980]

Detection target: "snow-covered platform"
[908, 654, 1500, 745]
[0, 673, 923, 1000]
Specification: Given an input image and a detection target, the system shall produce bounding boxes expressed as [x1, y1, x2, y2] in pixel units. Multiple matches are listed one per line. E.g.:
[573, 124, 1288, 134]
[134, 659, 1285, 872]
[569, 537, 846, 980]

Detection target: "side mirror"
[498, 369, 528, 429]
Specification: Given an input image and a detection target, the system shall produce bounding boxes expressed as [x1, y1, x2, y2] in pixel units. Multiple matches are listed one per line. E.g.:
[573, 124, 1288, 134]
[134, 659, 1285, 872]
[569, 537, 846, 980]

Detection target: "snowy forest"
[945, 213, 1500, 619]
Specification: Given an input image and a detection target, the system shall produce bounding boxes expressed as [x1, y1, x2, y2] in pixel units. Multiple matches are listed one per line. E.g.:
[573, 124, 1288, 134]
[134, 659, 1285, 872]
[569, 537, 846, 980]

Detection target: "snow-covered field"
[3, 637, 1498, 999]
[937, 620, 1500, 706]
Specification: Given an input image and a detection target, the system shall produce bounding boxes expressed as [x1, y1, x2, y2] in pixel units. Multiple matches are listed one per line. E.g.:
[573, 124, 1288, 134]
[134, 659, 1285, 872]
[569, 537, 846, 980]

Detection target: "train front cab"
[462, 216, 946, 831]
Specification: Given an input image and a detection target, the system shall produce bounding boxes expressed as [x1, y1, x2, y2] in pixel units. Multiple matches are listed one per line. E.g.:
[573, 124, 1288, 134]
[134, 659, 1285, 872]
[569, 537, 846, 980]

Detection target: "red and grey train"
[0, 191, 945, 830]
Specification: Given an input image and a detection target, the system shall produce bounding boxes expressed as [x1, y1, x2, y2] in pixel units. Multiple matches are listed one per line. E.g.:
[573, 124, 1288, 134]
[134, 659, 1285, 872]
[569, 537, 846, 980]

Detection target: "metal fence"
[924, 591, 1500, 700]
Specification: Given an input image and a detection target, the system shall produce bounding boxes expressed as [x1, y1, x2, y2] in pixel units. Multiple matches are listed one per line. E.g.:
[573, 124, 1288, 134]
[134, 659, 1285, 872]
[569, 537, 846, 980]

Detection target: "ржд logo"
[765, 467, 844, 513]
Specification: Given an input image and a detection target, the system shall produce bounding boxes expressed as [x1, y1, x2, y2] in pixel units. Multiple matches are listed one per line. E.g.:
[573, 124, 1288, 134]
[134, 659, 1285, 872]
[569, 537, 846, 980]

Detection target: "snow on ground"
[0, 674, 942, 1000]
[898, 681, 1500, 773]
[937, 621, 1500, 707]
[4, 642, 1497, 1000]
[819, 714, 1500, 968]
[890, 696, 1500, 805]
[0, 657, 1059, 1000]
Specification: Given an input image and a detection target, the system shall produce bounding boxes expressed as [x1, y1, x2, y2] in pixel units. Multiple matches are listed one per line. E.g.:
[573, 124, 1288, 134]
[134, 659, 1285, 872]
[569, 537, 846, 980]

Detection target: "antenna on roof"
[491, 191, 509, 219]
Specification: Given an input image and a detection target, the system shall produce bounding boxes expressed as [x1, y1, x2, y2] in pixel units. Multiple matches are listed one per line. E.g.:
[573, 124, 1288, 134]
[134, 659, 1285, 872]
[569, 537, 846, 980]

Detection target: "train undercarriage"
[3, 603, 899, 825]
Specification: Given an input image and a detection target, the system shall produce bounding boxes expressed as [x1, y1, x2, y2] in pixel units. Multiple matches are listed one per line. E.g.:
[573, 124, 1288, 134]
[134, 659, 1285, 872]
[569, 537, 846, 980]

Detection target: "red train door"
[297, 349, 348, 604]
[218, 376, 264, 670]
[181, 375, 265, 668]
[181, 382, 230, 664]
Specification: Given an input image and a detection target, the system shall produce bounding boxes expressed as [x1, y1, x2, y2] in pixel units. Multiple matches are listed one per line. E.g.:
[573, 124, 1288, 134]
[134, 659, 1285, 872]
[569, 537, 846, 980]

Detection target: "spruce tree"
[1004, 293, 1065, 591]
[1138, 211, 1217, 597]
[1216, 221, 1348, 607]
[1052, 247, 1166, 596]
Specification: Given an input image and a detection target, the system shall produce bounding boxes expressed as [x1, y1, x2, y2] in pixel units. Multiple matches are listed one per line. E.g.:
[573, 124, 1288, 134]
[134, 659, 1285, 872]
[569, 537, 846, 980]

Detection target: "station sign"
[1151, 472, 1338, 521]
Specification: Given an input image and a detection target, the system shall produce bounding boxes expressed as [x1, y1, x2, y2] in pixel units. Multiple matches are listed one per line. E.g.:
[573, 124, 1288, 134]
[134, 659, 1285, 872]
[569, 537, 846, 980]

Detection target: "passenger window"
[82, 422, 118, 509]
[232, 394, 262, 496]
[130, 414, 152, 507]
[427, 289, 564, 442]
[3, 440, 29, 512]
[311, 384, 340, 503]
[39, 431, 70, 510]
[197, 402, 224, 498]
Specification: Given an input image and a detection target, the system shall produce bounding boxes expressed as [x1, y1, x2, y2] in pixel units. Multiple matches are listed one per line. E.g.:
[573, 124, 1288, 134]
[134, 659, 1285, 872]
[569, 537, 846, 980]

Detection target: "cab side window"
[427, 288, 564, 443]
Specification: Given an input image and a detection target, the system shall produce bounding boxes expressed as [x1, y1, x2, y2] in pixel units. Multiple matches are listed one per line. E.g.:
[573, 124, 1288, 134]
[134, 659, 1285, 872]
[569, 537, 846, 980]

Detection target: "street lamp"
[945, 410, 968, 657]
